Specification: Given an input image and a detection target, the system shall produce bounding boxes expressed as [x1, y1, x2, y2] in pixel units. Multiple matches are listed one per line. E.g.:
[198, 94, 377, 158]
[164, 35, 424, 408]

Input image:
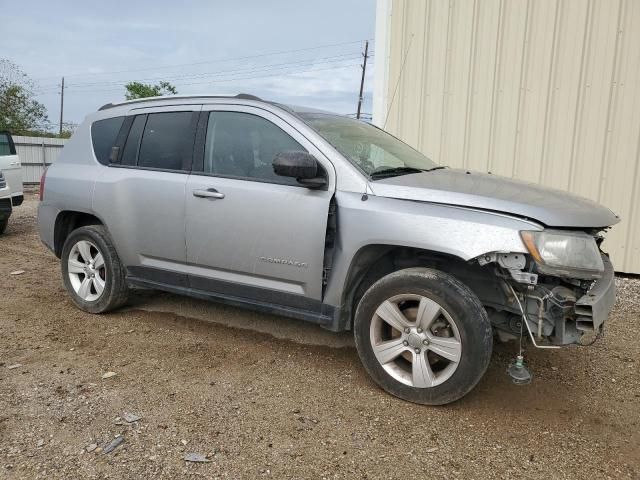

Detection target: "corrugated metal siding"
[13, 136, 67, 184]
[378, 0, 640, 274]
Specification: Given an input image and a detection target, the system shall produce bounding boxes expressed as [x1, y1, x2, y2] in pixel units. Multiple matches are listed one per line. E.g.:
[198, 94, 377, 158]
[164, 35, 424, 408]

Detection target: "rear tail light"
[39, 168, 48, 201]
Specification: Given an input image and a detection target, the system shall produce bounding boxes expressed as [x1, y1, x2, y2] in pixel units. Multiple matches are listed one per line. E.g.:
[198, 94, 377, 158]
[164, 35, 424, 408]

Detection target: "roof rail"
[98, 93, 264, 111]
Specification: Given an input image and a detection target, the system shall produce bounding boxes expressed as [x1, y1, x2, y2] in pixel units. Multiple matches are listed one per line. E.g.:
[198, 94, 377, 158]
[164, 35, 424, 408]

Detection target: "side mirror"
[273, 151, 326, 188]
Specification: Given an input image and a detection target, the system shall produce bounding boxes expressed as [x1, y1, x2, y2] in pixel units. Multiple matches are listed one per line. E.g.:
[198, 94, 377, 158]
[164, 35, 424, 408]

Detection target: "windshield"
[300, 113, 438, 177]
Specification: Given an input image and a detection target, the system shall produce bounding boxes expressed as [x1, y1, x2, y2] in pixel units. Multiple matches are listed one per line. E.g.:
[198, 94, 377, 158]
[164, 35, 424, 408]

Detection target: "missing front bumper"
[574, 255, 616, 333]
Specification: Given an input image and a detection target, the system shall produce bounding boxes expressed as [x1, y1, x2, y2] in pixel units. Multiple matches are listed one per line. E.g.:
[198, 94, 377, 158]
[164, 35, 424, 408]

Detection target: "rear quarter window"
[91, 117, 125, 165]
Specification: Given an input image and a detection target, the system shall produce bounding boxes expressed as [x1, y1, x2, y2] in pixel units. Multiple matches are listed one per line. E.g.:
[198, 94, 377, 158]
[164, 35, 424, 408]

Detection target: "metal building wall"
[374, 0, 640, 274]
[13, 136, 66, 184]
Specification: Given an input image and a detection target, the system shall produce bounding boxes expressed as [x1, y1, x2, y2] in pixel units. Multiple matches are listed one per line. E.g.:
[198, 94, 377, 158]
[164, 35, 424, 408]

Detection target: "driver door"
[185, 106, 335, 311]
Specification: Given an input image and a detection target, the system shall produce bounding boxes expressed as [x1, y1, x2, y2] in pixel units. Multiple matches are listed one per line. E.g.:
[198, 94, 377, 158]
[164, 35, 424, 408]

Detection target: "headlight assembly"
[520, 230, 604, 279]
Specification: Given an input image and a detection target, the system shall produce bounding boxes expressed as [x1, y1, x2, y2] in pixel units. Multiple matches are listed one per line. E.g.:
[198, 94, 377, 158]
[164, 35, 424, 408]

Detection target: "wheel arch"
[53, 210, 105, 258]
[338, 244, 502, 330]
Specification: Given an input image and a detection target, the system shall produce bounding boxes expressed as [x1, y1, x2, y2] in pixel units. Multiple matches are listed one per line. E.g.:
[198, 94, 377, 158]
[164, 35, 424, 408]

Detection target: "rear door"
[0, 132, 23, 204]
[92, 106, 201, 287]
[185, 105, 335, 309]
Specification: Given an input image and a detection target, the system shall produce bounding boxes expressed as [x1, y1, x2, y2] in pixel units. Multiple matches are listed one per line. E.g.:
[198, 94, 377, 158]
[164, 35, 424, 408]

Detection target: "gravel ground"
[0, 193, 638, 479]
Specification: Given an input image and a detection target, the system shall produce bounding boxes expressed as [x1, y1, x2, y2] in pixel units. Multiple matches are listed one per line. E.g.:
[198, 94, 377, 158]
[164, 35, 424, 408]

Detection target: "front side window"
[91, 117, 124, 165]
[203, 111, 305, 185]
[300, 113, 438, 177]
[137, 112, 195, 171]
[0, 133, 15, 156]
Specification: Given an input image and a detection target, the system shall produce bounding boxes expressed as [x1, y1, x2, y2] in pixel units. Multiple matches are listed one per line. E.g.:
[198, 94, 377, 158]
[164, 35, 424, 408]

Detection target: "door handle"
[193, 188, 225, 200]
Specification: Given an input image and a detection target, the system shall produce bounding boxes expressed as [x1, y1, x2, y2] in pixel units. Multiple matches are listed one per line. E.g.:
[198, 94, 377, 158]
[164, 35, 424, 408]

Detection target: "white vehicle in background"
[0, 131, 24, 208]
[0, 170, 11, 234]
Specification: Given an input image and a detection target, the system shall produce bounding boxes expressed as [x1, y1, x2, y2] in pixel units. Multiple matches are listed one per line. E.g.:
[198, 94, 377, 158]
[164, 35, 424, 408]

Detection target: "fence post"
[41, 140, 46, 170]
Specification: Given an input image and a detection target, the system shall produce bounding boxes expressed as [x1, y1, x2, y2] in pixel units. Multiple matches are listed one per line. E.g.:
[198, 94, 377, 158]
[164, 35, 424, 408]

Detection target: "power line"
[35, 56, 374, 97]
[33, 38, 374, 82]
[43, 62, 368, 96]
[35, 51, 374, 92]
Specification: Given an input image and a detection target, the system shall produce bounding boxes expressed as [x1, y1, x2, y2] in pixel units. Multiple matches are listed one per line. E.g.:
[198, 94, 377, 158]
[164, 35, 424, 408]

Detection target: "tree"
[0, 59, 50, 134]
[124, 81, 177, 100]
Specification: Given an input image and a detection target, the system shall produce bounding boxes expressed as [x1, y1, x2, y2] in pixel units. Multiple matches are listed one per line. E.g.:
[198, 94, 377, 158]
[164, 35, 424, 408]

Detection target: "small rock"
[36, 439, 45, 448]
[102, 436, 124, 454]
[184, 453, 211, 463]
[425, 447, 439, 453]
[86, 443, 98, 453]
[181, 439, 188, 446]
[101, 372, 117, 379]
[10, 270, 25, 275]
[6, 364, 22, 370]
[122, 412, 142, 423]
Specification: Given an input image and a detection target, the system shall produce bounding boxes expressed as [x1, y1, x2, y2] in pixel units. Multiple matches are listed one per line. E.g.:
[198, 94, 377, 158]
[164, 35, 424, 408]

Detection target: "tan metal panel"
[464, 0, 502, 173]
[379, 0, 640, 273]
[487, 0, 529, 178]
[416, 0, 452, 161]
[539, 0, 589, 191]
[599, 0, 640, 272]
[439, 0, 476, 168]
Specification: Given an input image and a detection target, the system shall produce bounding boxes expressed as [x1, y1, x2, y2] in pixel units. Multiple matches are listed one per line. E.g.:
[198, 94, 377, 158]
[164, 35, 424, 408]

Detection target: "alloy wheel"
[67, 240, 106, 302]
[369, 294, 462, 388]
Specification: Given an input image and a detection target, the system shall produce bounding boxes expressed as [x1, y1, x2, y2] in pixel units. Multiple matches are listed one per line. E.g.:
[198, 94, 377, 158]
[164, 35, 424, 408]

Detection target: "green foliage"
[124, 81, 178, 100]
[0, 59, 50, 135]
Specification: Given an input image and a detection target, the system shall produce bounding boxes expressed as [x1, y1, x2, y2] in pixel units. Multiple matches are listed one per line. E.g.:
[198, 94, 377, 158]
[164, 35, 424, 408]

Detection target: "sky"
[1, 0, 376, 130]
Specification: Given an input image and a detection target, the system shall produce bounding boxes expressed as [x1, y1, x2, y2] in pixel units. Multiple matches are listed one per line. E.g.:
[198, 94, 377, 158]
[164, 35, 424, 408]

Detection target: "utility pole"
[59, 77, 65, 136]
[356, 40, 369, 120]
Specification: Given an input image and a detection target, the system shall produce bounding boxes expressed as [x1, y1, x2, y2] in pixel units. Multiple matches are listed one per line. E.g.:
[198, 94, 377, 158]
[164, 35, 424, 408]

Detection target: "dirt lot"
[1, 192, 638, 479]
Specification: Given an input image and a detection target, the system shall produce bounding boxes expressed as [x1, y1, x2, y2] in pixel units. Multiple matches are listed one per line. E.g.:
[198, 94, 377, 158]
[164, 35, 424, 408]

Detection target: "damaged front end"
[478, 229, 615, 347]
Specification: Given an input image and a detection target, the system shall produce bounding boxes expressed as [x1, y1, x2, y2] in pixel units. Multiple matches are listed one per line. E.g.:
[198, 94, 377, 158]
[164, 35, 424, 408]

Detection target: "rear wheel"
[354, 268, 492, 405]
[61, 225, 128, 313]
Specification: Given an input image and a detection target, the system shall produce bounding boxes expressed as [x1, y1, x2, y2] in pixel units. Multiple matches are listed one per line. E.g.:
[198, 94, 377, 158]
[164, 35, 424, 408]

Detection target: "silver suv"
[38, 94, 618, 405]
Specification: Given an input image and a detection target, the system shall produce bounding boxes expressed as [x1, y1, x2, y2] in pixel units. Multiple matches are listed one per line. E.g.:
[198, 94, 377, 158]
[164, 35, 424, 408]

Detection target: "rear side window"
[91, 117, 124, 165]
[121, 115, 146, 166]
[137, 112, 194, 171]
[0, 133, 16, 156]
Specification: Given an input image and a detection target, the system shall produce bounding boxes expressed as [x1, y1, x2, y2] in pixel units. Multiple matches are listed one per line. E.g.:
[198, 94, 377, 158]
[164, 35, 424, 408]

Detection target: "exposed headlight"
[520, 230, 604, 279]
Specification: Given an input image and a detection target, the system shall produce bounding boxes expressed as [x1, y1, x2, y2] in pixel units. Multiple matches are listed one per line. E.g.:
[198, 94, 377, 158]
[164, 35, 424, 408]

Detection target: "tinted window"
[121, 115, 146, 166]
[0, 133, 15, 156]
[91, 117, 124, 165]
[204, 112, 305, 185]
[138, 112, 194, 171]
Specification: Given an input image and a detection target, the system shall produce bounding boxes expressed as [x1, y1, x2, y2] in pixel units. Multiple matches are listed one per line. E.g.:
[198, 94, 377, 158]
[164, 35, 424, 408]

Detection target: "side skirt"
[127, 276, 336, 326]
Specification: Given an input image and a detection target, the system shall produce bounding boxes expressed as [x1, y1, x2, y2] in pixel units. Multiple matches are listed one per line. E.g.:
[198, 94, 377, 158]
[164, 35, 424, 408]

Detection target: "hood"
[369, 169, 619, 228]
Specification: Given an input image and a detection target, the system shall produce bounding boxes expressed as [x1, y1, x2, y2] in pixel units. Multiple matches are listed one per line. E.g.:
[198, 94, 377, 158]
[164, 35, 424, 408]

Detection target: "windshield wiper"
[424, 166, 447, 172]
[369, 166, 425, 179]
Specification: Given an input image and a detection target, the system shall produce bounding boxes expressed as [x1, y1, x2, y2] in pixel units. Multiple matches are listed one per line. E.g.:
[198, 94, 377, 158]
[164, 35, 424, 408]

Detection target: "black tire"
[0, 218, 7, 235]
[61, 225, 128, 313]
[353, 267, 492, 405]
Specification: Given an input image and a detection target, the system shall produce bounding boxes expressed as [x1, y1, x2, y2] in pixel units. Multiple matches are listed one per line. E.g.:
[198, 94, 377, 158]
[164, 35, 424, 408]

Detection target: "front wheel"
[354, 268, 492, 405]
[0, 218, 7, 235]
[61, 225, 128, 313]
